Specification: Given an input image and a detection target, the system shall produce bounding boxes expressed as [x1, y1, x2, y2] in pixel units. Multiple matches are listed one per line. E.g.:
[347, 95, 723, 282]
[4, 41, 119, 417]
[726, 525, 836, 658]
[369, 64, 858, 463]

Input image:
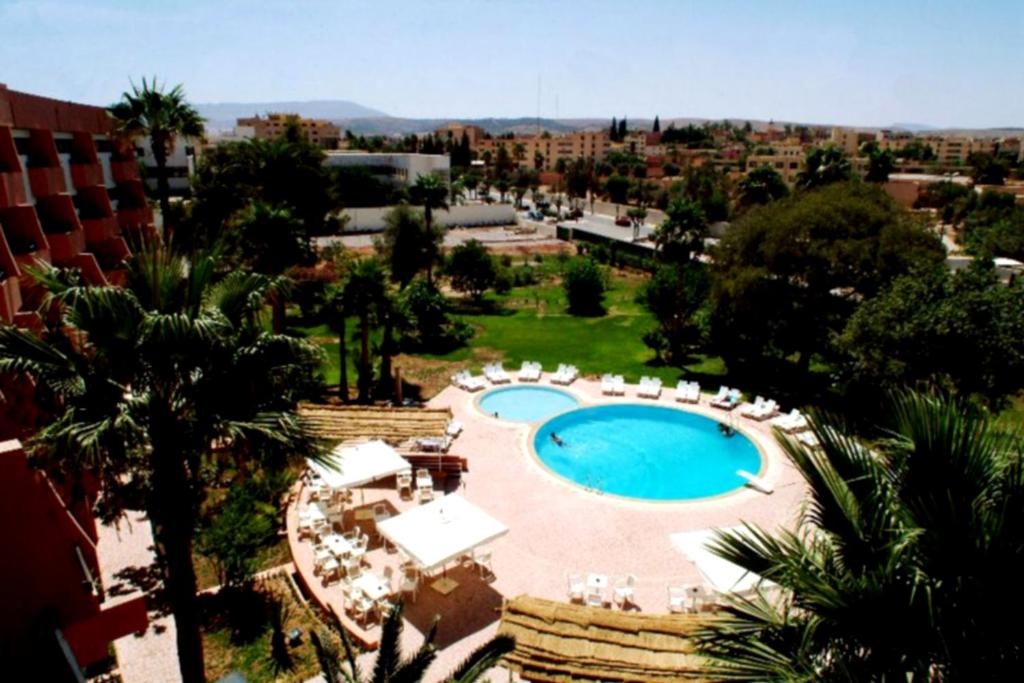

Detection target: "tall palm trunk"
[424, 207, 435, 285]
[379, 311, 393, 397]
[149, 414, 204, 683]
[271, 292, 285, 335]
[151, 137, 174, 246]
[358, 314, 371, 404]
[338, 315, 348, 402]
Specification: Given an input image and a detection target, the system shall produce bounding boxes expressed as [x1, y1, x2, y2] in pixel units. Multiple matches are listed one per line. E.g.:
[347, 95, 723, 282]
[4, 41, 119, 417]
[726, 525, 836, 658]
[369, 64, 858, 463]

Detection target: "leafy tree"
[797, 145, 852, 190]
[652, 115, 660, 133]
[0, 248, 321, 683]
[638, 263, 710, 362]
[312, 600, 513, 683]
[375, 204, 442, 289]
[397, 278, 472, 353]
[495, 177, 510, 204]
[108, 78, 204, 246]
[898, 138, 935, 161]
[445, 239, 497, 299]
[609, 116, 618, 142]
[331, 166, 396, 207]
[710, 182, 945, 375]
[618, 117, 627, 140]
[626, 207, 647, 241]
[231, 201, 312, 332]
[604, 174, 631, 204]
[462, 172, 481, 199]
[662, 161, 681, 177]
[196, 480, 277, 589]
[654, 198, 708, 263]
[563, 257, 607, 316]
[840, 262, 1024, 406]
[865, 147, 895, 183]
[969, 152, 1010, 185]
[190, 134, 332, 250]
[738, 165, 789, 208]
[697, 391, 1024, 681]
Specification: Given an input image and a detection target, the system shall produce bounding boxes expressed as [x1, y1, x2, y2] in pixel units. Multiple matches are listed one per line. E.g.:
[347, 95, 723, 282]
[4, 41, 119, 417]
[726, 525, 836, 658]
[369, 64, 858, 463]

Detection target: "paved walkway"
[96, 510, 183, 683]
[290, 375, 806, 682]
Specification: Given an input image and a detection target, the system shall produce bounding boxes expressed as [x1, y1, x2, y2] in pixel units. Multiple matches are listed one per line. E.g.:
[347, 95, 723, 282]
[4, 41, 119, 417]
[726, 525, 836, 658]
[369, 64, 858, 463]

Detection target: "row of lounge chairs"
[740, 396, 779, 421]
[451, 370, 486, 392]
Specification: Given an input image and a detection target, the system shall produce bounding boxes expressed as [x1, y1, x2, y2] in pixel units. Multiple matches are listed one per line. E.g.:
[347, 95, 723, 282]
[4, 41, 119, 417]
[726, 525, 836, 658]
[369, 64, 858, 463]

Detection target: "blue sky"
[1, 0, 1021, 128]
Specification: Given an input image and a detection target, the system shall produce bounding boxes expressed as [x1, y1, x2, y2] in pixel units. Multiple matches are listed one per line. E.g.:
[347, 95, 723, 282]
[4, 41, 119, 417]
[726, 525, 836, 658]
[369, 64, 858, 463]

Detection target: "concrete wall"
[341, 203, 517, 232]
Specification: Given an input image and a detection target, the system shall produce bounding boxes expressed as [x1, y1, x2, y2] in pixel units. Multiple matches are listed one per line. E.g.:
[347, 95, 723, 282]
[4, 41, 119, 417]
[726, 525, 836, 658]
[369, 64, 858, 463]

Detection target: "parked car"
[615, 216, 630, 227]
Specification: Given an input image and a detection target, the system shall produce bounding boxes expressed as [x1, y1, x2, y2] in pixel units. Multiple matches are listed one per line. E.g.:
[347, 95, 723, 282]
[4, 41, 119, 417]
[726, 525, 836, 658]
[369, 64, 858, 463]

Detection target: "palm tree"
[0, 247, 322, 683]
[410, 174, 449, 283]
[108, 78, 204, 245]
[312, 600, 514, 683]
[342, 257, 388, 403]
[696, 391, 1024, 681]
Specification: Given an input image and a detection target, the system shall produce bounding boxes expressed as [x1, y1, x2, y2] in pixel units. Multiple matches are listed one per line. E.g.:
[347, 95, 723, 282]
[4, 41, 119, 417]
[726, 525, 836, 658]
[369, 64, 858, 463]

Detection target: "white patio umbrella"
[307, 440, 411, 492]
[377, 493, 508, 573]
[670, 528, 770, 595]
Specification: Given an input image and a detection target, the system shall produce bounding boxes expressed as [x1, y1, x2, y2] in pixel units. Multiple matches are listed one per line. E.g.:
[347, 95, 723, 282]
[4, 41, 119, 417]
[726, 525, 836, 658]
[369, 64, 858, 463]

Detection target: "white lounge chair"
[711, 387, 741, 410]
[675, 380, 700, 403]
[446, 419, 463, 437]
[637, 376, 662, 399]
[451, 370, 485, 392]
[601, 374, 617, 395]
[737, 469, 774, 494]
[484, 363, 511, 385]
[686, 381, 702, 403]
[551, 364, 578, 385]
[612, 375, 626, 395]
[771, 409, 808, 433]
[751, 399, 779, 421]
[797, 431, 821, 449]
[518, 361, 541, 382]
[740, 396, 766, 418]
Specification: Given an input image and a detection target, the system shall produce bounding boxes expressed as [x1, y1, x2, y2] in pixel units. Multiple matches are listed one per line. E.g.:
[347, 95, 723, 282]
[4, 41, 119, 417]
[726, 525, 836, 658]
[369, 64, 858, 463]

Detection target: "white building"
[134, 136, 199, 196]
[324, 152, 449, 186]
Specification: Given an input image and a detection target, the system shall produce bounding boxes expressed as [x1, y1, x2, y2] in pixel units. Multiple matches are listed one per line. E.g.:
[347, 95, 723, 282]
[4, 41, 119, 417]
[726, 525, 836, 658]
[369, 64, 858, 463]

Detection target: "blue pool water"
[478, 385, 579, 422]
[534, 404, 762, 500]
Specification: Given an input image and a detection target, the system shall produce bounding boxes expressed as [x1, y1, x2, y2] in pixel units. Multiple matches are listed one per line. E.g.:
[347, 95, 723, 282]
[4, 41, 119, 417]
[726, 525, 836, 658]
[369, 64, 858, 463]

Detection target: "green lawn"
[289, 265, 729, 398]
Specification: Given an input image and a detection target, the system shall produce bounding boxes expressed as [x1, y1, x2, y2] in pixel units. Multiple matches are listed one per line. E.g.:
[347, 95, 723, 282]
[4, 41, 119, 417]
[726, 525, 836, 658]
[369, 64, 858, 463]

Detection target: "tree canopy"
[710, 182, 945, 375]
[445, 239, 497, 299]
[375, 204, 443, 288]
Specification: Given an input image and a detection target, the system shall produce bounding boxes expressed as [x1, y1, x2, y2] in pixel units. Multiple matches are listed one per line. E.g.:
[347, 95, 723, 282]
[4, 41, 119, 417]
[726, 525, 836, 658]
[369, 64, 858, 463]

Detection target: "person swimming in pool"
[550, 432, 565, 447]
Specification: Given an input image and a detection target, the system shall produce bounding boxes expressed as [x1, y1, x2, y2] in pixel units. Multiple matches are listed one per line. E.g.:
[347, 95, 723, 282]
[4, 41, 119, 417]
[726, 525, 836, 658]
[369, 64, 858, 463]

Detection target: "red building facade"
[0, 86, 151, 679]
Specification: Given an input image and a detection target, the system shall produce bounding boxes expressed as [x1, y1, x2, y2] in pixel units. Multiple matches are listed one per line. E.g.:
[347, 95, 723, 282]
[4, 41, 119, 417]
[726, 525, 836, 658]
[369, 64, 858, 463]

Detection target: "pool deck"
[288, 374, 807, 681]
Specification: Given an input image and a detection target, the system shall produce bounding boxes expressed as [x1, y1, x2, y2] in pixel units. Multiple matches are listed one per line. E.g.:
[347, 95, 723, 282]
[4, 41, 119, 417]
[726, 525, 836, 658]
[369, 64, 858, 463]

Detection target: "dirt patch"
[393, 348, 506, 399]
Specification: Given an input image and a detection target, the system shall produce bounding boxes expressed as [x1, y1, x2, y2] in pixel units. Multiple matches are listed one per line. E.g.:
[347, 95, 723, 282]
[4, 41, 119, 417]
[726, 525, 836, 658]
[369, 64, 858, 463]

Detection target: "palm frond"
[443, 634, 515, 683]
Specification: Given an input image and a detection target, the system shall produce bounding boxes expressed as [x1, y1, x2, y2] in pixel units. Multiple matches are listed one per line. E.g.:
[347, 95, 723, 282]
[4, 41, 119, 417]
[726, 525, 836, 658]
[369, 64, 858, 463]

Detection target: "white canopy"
[377, 493, 508, 572]
[670, 528, 769, 595]
[307, 440, 410, 491]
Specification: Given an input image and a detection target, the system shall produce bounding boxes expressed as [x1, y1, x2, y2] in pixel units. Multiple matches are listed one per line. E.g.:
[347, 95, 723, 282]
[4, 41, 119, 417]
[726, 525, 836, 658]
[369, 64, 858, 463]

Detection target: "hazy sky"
[2, 0, 1021, 128]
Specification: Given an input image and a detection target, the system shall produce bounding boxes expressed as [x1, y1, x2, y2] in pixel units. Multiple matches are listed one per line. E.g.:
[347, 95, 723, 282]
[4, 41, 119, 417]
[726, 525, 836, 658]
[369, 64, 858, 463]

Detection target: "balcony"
[37, 195, 85, 264]
[71, 163, 105, 189]
[110, 158, 140, 184]
[71, 252, 108, 286]
[82, 215, 120, 243]
[92, 236, 131, 272]
[0, 171, 26, 209]
[0, 205, 51, 273]
[46, 229, 86, 264]
[27, 165, 66, 198]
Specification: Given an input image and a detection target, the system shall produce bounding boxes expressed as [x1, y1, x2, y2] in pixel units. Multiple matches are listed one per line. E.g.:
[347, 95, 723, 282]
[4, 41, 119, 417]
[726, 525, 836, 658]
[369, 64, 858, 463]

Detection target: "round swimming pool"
[534, 404, 763, 501]
[478, 385, 579, 422]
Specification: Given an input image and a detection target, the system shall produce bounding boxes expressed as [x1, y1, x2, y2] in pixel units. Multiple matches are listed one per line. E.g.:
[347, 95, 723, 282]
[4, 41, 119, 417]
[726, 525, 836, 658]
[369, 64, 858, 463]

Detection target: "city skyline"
[1, 0, 1022, 129]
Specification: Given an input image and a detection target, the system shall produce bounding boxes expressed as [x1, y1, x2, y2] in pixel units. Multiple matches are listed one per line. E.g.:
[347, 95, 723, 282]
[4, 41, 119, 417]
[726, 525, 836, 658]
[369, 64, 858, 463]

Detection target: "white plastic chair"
[400, 566, 420, 603]
[613, 574, 637, 607]
[567, 573, 585, 602]
[668, 584, 688, 613]
[474, 550, 494, 579]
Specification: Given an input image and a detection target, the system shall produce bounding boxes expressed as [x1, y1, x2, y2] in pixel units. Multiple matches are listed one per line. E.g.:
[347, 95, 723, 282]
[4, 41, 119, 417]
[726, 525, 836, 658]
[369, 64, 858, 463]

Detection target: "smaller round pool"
[478, 385, 579, 422]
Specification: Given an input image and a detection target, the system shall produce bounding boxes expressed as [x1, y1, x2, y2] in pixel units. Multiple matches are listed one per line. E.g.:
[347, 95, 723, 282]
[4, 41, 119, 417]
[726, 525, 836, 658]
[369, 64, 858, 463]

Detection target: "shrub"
[398, 278, 473, 352]
[563, 257, 608, 316]
[445, 239, 497, 299]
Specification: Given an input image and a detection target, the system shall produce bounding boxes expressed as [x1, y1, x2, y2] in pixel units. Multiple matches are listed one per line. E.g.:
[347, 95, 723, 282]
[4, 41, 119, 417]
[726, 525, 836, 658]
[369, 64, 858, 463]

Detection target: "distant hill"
[196, 99, 389, 130]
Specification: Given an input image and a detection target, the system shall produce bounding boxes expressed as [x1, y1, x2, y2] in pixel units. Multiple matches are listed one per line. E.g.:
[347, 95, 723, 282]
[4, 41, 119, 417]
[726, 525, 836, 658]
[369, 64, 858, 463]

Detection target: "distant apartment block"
[746, 145, 805, 183]
[435, 123, 486, 146]
[324, 151, 450, 186]
[475, 131, 611, 171]
[0, 84, 152, 329]
[134, 135, 199, 196]
[236, 112, 341, 149]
